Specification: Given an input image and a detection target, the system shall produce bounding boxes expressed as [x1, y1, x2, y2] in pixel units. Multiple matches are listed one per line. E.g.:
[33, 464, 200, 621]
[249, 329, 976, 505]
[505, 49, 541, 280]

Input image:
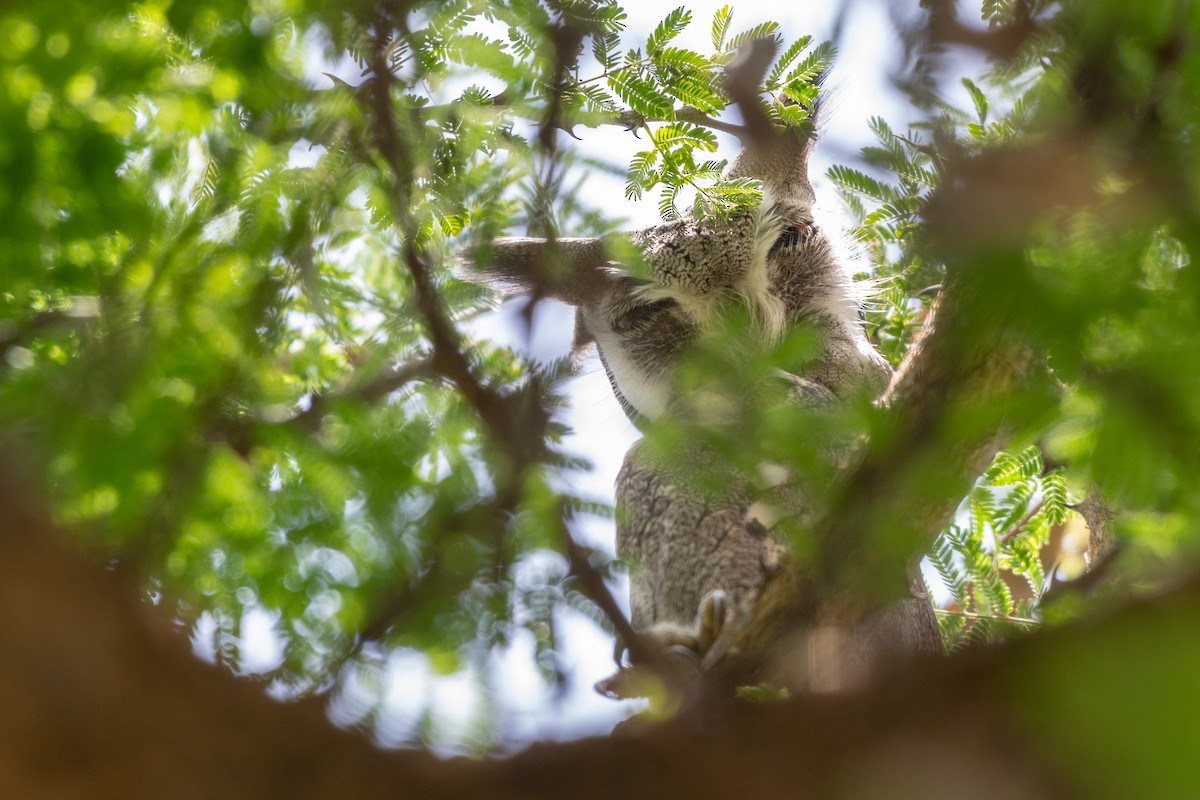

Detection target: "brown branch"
[266, 357, 436, 433]
[0, 306, 95, 364]
[363, 19, 547, 473]
[560, 524, 642, 661]
[4, 463, 1194, 798]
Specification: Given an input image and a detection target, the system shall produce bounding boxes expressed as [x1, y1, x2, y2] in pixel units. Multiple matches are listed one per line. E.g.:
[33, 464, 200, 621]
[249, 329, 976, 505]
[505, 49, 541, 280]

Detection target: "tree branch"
[261, 357, 437, 434]
[2, 463, 1193, 798]
[364, 18, 549, 475]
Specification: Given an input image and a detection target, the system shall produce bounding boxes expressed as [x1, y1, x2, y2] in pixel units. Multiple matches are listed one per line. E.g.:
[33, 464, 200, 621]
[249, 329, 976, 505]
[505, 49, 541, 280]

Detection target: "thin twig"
[365, 17, 541, 466]
[934, 608, 1040, 626]
[273, 357, 436, 433]
[558, 517, 647, 663]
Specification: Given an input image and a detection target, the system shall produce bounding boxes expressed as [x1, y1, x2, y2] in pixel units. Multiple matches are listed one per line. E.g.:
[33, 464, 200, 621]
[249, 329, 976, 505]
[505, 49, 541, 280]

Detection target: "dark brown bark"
[4, 458, 1195, 800]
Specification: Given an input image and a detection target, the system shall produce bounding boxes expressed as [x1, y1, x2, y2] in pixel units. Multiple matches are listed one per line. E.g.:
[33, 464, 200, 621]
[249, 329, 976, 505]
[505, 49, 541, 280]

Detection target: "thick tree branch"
[2, 458, 1193, 799]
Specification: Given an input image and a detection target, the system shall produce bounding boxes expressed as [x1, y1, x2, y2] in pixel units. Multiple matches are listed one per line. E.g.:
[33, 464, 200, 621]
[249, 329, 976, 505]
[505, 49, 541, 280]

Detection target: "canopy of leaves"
[4, 1, 1200, 788]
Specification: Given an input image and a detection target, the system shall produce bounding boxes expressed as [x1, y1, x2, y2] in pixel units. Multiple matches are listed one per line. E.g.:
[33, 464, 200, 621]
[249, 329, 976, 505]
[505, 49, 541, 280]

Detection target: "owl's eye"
[611, 298, 676, 333]
[771, 221, 817, 253]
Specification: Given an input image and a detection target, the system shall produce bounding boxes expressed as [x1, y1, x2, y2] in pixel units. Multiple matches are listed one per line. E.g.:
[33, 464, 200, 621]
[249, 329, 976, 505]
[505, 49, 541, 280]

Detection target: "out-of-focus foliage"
[928, 446, 1073, 648]
[6, 0, 1200, 782]
[0, 0, 835, 749]
[828, 0, 1200, 659]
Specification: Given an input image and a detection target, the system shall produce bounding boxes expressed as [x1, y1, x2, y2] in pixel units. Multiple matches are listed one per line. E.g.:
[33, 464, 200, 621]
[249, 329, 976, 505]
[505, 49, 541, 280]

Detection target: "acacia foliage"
[0, 0, 833, 746]
[3, 0, 1200, 770]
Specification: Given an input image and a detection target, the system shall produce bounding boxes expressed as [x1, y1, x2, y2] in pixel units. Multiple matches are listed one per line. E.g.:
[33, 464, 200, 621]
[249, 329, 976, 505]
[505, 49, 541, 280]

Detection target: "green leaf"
[658, 182, 681, 221]
[625, 150, 659, 199]
[508, 27, 540, 59]
[781, 80, 818, 111]
[711, 5, 732, 51]
[555, 0, 628, 34]
[651, 123, 718, 151]
[608, 70, 675, 119]
[646, 7, 691, 56]
[726, 21, 781, 53]
[993, 480, 1036, 533]
[1042, 468, 1070, 525]
[651, 46, 712, 76]
[447, 33, 516, 77]
[985, 446, 1044, 485]
[766, 35, 813, 88]
[663, 75, 725, 114]
[930, 535, 969, 608]
[827, 165, 896, 204]
[591, 30, 621, 70]
[785, 40, 835, 88]
[962, 77, 989, 125]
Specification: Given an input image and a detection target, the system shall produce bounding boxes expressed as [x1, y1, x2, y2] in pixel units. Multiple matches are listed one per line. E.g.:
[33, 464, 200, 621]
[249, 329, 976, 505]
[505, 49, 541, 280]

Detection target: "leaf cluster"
[567, 5, 832, 219]
[928, 447, 1075, 649]
[8, 0, 1200, 757]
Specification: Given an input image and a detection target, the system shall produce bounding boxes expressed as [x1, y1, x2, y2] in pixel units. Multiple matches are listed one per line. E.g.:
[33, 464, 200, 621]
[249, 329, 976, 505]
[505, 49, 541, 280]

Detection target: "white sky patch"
[238, 607, 287, 673]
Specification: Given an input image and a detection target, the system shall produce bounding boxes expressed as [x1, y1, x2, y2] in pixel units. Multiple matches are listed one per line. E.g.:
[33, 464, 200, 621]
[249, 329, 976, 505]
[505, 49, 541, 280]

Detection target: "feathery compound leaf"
[509, 27, 539, 59]
[781, 80, 819, 111]
[701, 177, 762, 206]
[591, 30, 621, 70]
[1041, 468, 1070, 524]
[608, 70, 674, 119]
[964, 615, 996, 645]
[572, 82, 619, 114]
[625, 150, 659, 199]
[652, 122, 718, 151]
[658, 182, 681, 221]
[766, 36, 813, 88]
[785, 40, 836, 87]
[191, 158, 219, 205]
[711, 5, 732, 51]
[646, 7, 691, 56]
[553, 0, 627, 34]
[693, 176, 763, 219]
[962, 77, 989, 125]
[695, 159, 728, 174]
[868, 115, 901, 151]
[827, 165, 896, 204]
[937, 612, 968, 650]
[772, 103, 810, 129]
[930, 536, 969, 608]
[1007, 539, 1046, 599]
[664, 74, 725, 114]
[984, 446, 1044, 485]
[968, 485, 996, 528]
[726, 21, 780, 53]
[651, 46, 712, 76]
[447, 33, 515, 77]
[993, 481, 1036, 533]
[982, 574, 1015, 616]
